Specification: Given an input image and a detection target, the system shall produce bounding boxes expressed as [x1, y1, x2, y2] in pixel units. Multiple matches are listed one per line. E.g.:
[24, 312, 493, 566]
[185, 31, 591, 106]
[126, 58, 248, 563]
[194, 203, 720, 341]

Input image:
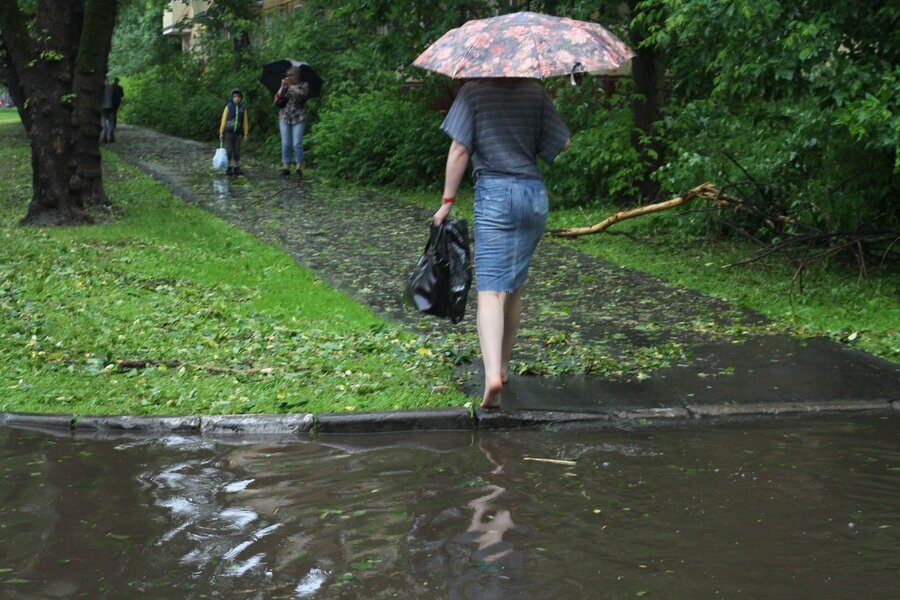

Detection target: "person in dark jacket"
[100, 77, 124, 143]
[219, 87, 249, 176]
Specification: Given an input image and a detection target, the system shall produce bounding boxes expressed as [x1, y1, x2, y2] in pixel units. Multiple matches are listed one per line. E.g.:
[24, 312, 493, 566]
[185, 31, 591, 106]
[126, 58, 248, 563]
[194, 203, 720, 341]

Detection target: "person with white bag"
[218, 88, 249, 176]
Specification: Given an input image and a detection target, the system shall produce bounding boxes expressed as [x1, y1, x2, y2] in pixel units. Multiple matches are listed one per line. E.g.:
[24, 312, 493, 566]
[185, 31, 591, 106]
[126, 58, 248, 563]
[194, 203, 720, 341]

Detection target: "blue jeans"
[280, 120, 305, 165]
[473, 176, 549, 292]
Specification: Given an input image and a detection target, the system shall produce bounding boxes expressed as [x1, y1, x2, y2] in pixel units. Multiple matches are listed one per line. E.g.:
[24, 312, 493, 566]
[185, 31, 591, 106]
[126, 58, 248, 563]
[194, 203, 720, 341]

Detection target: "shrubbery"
[113, 0, 898, 257]
[655, 98, 899, 240]
[120, 50, 272, 141]
[308, 89, 447, 188]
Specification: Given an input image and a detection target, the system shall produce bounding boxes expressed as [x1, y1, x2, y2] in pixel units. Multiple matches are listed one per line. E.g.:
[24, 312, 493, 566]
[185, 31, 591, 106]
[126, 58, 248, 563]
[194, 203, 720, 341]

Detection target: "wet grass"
[381, 184, 899, 364]
[0, 117, 470, 415]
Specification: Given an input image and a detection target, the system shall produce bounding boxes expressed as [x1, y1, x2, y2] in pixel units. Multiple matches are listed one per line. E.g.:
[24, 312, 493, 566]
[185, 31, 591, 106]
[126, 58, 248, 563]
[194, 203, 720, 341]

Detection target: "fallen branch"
[548, 182, 801, 238]
[116, 359, 274, 375]
[549, 183, 730, 238]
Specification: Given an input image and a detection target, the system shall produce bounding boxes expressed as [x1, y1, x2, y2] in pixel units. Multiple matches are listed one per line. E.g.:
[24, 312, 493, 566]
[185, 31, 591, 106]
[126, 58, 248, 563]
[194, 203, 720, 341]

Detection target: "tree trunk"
[0, 0, 119, 225]
[18, 2, 86, 226]
[628, 0, 666, 206]
[73, 0, 119, 210]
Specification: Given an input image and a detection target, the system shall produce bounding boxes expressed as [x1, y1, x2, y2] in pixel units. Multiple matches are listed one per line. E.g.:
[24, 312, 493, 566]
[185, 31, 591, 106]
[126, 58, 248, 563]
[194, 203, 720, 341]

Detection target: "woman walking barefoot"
[432, 79, 570, 409]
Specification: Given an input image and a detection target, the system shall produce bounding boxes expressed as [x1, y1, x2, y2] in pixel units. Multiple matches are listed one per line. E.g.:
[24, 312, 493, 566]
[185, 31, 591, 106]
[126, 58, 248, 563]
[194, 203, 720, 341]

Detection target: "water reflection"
[212, 176, 229, 201]
[0, 418, 898, 598]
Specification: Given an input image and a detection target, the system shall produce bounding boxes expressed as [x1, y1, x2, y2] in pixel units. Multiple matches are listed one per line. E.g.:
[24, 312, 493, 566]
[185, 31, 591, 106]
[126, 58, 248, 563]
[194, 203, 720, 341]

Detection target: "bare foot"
[500, 369, 509, 385]
[481, 379, 503, 409]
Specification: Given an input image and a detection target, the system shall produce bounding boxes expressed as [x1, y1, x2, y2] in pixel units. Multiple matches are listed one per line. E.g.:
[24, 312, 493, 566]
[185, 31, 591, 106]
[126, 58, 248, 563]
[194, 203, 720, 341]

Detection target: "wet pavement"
[107, 126, 899, 420]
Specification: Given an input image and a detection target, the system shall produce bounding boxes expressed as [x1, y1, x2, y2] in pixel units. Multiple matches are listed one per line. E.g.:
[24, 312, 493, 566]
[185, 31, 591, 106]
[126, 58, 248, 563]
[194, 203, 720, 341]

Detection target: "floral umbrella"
[412, 11, 636, 79]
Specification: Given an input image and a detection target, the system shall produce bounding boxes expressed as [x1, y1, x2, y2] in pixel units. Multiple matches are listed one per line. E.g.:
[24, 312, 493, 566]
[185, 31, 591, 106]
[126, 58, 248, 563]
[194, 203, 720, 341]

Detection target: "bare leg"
[477, 291, 506, 408]
[500, 288, 523, 384]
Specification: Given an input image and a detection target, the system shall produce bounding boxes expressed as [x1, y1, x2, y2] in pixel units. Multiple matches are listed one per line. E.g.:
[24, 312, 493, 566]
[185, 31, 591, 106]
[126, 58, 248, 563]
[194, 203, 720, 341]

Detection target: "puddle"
[1, 417, 898, 597]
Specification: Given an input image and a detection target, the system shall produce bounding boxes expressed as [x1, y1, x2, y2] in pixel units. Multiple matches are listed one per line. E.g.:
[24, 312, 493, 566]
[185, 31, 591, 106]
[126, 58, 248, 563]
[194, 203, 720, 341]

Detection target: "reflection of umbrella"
[259, 59, 323, 98]
[413, 11, 635, 79]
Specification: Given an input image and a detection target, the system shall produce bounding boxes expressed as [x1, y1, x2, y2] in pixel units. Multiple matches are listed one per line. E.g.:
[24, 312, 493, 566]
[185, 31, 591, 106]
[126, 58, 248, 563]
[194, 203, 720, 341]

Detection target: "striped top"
[441, 79, 570, 180]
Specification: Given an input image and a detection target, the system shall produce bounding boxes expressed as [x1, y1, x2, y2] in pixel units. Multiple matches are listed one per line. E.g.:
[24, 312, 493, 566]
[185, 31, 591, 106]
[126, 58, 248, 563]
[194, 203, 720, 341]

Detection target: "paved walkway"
[105, 125, 899, 425]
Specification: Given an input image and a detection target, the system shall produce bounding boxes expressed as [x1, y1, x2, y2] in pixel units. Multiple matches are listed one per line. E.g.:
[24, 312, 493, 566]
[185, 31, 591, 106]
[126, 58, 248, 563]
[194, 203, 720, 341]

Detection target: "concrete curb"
[2, 400, 897, 438]
[76, 415, 201, 433]
[202, 414, 313, 435]
[475, 409, 611, 430]
[5, 412, 74, 430]
[316, 409, 472, 434]
[685, 399, 894, 418]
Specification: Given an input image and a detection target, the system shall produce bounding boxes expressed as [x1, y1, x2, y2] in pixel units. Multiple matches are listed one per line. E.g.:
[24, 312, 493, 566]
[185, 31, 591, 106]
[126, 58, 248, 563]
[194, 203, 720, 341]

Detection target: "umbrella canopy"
[413, 11, 635, 79]
[259, 59, 323, 98]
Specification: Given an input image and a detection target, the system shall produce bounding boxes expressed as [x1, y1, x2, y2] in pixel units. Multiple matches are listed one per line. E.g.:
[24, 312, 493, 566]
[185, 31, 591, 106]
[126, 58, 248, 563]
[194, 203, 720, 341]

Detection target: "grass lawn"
[0, 111, 470, 416]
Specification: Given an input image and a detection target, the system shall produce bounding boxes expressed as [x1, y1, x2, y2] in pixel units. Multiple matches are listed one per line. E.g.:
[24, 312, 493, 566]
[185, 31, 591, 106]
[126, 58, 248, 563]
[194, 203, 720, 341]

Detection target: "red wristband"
[442, 197, 455, 204]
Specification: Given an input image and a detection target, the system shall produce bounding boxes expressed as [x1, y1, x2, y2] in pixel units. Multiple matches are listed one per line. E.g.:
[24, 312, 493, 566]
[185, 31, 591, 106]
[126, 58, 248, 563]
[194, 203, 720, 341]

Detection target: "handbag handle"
[426, 222, 447, 250]
[423, 222, 449, 265]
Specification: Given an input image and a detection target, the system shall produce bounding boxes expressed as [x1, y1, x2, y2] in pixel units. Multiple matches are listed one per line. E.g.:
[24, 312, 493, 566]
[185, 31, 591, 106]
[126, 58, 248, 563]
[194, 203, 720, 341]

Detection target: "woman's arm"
[433, 139, 470, 225]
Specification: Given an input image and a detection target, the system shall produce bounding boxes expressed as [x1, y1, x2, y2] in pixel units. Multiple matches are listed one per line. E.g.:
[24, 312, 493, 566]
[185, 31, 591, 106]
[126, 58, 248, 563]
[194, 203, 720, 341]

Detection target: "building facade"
[163, 1, 306, 50]
[162, 1, 212, 51]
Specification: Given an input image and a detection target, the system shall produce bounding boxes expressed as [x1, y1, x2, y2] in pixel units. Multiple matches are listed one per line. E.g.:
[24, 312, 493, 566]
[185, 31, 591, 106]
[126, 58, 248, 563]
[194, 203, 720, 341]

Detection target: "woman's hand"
[433, 202, 453, 226]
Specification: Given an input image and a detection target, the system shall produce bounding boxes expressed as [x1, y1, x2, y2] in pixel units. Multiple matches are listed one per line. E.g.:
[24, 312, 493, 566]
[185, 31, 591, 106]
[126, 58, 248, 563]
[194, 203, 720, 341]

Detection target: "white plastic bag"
[212, 146, 228, 171]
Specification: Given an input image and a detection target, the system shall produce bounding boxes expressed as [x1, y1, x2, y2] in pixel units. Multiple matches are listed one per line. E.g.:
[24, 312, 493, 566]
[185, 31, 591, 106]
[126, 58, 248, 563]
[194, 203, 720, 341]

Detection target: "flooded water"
[1, 417, 898, 598]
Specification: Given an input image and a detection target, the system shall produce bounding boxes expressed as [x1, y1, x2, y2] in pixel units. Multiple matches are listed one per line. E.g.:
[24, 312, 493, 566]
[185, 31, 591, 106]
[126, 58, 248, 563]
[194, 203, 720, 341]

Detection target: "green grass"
[382, 183, 899, 364]
[0, 114, 469, 416]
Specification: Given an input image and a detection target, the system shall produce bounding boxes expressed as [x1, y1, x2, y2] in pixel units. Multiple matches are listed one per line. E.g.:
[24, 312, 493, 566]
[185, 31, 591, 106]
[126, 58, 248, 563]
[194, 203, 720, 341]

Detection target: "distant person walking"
[274, 66, 310, 178]
[100, 77, 124, 143]
[432, 78, 570, 409]
[219, 87, 249, 176]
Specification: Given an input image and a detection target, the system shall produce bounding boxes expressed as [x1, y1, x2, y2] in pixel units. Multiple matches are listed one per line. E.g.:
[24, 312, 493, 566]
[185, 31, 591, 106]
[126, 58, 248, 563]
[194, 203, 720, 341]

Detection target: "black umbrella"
[259, 59, 323, 98]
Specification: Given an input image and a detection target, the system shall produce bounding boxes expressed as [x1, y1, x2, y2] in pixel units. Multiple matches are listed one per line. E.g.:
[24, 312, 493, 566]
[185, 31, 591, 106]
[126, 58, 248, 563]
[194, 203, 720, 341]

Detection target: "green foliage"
[111, 0, 898, 245]
[546, 80, 642, 206]
[109, 0, 181, 77]
[545, 204, 900, 363]
[656, 97, 897, 237]
[308, 89, 447, 188]
[640, 0, 899, 237]
[0, 121, 468, 414]
[118, 38, 272, 147]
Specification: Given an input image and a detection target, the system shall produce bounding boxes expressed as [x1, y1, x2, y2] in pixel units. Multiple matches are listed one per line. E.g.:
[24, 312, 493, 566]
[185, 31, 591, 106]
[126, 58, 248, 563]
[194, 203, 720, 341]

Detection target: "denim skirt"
[473, 175, 549, 292]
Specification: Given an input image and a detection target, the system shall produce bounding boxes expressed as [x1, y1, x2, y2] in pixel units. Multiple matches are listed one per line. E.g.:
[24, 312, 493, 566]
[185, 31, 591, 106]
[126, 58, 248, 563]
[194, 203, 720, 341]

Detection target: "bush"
[544, 83, 643, 208]
[655, 98, 900, 240]
[119, 39, 283, 159]
[308, 89, 447, 189]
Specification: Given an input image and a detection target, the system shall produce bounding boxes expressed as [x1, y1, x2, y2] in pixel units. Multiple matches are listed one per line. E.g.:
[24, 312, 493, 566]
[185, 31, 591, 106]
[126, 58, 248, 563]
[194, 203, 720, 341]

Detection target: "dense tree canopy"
[4, 0, 897, 268]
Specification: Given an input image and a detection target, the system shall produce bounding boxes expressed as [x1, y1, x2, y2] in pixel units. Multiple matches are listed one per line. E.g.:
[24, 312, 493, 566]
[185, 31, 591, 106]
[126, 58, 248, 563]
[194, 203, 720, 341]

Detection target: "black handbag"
[407, 220, 472, 323]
